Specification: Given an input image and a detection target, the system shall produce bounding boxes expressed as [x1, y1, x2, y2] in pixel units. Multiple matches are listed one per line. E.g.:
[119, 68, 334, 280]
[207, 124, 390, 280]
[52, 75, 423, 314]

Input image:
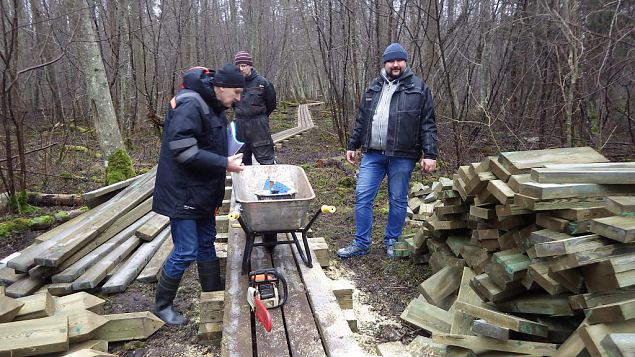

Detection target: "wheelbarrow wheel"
[263, 233, 277, 252]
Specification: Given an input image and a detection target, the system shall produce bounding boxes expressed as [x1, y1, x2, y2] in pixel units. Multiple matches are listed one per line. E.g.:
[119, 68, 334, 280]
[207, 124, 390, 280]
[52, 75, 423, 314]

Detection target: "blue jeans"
[163, 217, 218, 279]
[354, 151, 416, 250]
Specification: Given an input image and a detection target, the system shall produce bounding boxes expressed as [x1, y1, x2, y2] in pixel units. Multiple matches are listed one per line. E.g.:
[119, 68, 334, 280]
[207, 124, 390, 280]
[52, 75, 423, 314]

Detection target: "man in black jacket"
[233, 50, 279, 249]
[337, 43, 438, 259]
[152, 64, 245, 325]
[233, 51, 277, 165]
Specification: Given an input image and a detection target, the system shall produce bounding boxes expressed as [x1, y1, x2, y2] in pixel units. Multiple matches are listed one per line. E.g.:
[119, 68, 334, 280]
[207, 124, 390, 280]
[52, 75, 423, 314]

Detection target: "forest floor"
[1, 105, 451, 356]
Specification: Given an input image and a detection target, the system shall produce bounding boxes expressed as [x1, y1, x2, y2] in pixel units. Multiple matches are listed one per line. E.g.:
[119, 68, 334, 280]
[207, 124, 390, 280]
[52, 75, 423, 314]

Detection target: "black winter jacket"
[234, 69, 276, 119]
[347, 67, 438, 160]
[153, 89, 228, 219]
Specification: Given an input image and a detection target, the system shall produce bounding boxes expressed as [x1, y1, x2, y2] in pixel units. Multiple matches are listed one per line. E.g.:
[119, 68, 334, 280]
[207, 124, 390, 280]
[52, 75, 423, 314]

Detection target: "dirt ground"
[1, 105, 440, 356]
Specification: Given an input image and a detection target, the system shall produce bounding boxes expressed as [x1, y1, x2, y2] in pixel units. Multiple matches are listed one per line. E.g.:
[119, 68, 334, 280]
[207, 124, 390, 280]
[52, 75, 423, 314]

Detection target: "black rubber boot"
[262, 233, 277, 252]
[197, 259, 222, 292]
[154, 270, 188, 326]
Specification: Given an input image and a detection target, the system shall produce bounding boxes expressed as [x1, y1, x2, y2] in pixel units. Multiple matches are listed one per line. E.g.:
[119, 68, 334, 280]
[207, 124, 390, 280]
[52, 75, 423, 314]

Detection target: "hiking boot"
[336, 242, 370, 258]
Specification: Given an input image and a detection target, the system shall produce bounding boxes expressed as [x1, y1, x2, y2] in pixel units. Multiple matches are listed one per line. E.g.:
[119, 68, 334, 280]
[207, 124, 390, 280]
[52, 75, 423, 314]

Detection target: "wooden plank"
[307, 236, 329, 268]
[579, 319, 635, 357]
[515, 194, 606, 211]
[200, 291, 224, 323]
[400, 296, 452, 334]
[136, 236, 173, 283]
[549, 267, 585, 294]
[536, 213, 570, 232]
[590, 216, 635, 243]
[432, 333, 558, 355]
[249, 236, 289, 356]
[584, 297, 635, 324]
[582, 259, 635, 292]
[135, 212, 169, 241]
[549, 243, 635, 272]
[14, 291, 55, 320]
[450, 267, 483, 335]
[601, 333, 635, 357]
[606, 196, 635, 215]
[534, 234, 607, 257]
[489, 157, 512, 182]
[487, 180, 515, 205]
[33, 172, 155, 267]
[61, 348, 117, 356]
[5, 275, 43, 298]
[101, 227, 171, 293]
[93, 311, 163, 342]
[54, 292, 105, 314]
[272, 241, 326, 356]
[418, 266, 462, 306]
[0, 294, 24, 322]
[220, 218, 253, 357]
[570, 288, 635, 310]
[520, 181, 635, 200]
[54, 309, 109, 343]
[0, 315, 69, 356]
[471, 319, 510, 340]
[48, 197, 153, 279]
[507, 174, 531, 192]
[291, 241, 365, 355]
[553, 322, 588, 357]
[60, 340, 109, 355]
[499, 147, 608, 174]
[532, 167, 635, 184]
[496, 293, 573, 316]
[82, 174, 140, 207]
[53, 212, 154, 283]
[556, 206, 613, 221]
[454, 301, 549, 337]
[72, 236, 141, 290]
[527, 262, 566, 295]
[0, 266, 25, 286]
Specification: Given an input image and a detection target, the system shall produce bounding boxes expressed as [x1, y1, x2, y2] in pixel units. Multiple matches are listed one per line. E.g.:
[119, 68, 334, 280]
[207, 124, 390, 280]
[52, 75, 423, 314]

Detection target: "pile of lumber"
[395, 147, 635, 356]
[0, 168, 230, 299]
[0, 290, 162, 356]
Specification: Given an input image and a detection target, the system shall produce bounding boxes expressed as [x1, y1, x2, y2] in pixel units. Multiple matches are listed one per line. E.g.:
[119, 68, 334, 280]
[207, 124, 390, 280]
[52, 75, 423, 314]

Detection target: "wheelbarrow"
[229, 165, 336, 274]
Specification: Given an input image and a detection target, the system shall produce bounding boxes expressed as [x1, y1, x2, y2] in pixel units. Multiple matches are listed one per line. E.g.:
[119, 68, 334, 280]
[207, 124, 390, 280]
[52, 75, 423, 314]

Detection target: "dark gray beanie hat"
[382, 43, 408, 63]
[212, 63, 245, 88]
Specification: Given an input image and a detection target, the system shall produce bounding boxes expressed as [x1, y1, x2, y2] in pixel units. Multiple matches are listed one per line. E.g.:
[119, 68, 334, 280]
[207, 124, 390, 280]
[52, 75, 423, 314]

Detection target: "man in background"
[233, 50, 279, 249]
[337, 43, 438, 259]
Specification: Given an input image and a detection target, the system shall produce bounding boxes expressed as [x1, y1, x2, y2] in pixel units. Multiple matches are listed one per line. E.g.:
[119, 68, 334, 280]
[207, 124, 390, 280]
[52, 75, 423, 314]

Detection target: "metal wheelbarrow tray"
[231, 165, 335, 273]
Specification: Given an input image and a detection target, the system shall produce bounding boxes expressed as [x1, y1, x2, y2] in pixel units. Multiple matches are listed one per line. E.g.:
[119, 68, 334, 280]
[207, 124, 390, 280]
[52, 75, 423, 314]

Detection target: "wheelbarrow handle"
[321, 205, 336, 214]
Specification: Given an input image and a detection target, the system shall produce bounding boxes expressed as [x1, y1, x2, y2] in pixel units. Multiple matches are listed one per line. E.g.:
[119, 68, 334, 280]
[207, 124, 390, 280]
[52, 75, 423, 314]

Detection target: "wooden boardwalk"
[221, 103, 366, 356]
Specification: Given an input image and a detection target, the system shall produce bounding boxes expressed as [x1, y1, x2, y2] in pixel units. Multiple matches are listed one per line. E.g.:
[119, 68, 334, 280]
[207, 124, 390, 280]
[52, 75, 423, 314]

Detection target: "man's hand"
[227, 153, 244, 173]
[346, 150, 357, 165]
[421, 158, 436, 173]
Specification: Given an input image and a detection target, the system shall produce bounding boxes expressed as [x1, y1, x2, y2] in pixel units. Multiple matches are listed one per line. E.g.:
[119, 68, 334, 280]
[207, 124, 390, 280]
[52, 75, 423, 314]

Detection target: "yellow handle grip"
[321, 205, 336, 214]
[229, 212, 241, 220]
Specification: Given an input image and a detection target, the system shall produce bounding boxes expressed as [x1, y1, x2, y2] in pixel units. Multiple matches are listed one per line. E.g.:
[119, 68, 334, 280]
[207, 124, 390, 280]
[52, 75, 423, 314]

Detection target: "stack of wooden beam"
[0, 290, 162, 356]
[0, 168, 230, 299]
[399, 147, 635, 356]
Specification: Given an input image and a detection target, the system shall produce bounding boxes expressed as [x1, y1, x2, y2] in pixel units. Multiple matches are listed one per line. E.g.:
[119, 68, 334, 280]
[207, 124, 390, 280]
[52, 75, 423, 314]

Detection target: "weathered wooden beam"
[606, 196, 635, 215]
[0, 315, 69, 356]
[54, 292, 105, 314]
[418, 266, 462, 306]
[531, 166, 635, 185]
[54, 309, 109, 343]
[0, 294, 24, 322]
[14, 291, 55, 320]
[101, 228, 171, 293]
[454, 301, 549, 337]
[495, 293, 573, 316]
[432, 333, 558, 355]
[601, 333, 635, 357]
[498, 147, 608, 174]
[471, 319, 510, 340]
[93, 311, 163, 342]
[135, 212, 169, 241]
[400, 296, 451, 334]
[584, 297, 635, 324]
[136, 236, 173, 283]
[534, 234, 607, 257]
[590, 216, 635, 243]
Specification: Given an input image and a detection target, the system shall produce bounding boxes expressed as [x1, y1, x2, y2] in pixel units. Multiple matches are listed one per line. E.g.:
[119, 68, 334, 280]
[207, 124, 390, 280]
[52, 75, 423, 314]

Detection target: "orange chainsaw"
[246, 269, 288, 332]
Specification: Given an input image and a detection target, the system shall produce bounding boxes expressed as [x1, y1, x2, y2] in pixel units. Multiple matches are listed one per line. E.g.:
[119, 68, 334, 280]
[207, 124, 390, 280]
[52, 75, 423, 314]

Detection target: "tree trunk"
[66, 0, 126, 164]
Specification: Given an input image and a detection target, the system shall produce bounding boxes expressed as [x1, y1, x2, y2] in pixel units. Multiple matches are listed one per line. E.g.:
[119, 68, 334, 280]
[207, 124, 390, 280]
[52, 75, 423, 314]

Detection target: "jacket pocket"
[184, 184, 217, 212]
[395, 110, 421, 150]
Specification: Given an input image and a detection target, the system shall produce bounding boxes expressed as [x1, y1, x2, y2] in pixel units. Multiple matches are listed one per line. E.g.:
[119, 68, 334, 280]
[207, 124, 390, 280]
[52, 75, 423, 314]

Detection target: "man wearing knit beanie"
[152, 64, 245, 325]
[232, 50, 278, 249]
[338, 43, 438, 259]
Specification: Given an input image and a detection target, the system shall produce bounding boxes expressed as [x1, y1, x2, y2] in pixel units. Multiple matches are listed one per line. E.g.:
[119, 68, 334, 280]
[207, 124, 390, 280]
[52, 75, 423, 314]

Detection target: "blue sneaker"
[337, 242, 370, 258]
[385, 239, 397, 258]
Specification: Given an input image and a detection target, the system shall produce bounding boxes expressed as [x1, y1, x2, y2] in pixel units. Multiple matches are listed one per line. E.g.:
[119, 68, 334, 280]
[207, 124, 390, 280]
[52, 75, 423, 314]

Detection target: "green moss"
[31, 215, 55, 227]
[8, 191, 39, 214]
[65, 145, 89, 153]
[54, 211, 70, 220]
[106, 149, 136, 185]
